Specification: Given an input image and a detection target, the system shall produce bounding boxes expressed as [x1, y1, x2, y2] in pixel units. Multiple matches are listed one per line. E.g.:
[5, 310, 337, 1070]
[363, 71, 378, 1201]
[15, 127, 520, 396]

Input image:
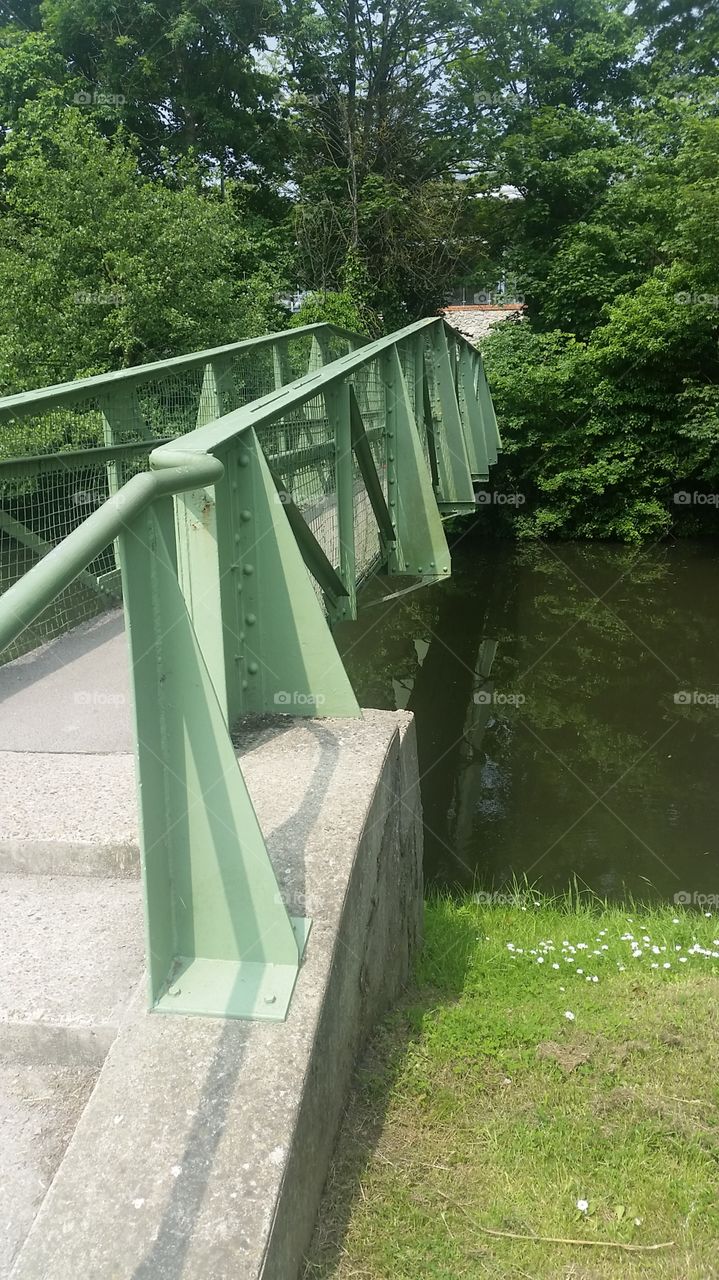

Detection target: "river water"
[334, 532, 719, 904]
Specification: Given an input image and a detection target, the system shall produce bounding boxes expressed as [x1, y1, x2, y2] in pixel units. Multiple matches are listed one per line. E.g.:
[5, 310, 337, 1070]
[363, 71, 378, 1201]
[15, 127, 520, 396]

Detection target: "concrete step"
[0, 1061, 98, 1279]
[0, 872, 144, 1278]
[0, 754, 139, 877]
[0, 873, 144, 1064]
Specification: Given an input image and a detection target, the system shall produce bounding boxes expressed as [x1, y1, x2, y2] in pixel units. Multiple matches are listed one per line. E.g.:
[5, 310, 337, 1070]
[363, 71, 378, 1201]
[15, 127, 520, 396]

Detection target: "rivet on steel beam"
[240, 509, 252, 521]
[248, 661, 259, 674]
[246, 613, 257, 625]
[243, 564, 254, 575]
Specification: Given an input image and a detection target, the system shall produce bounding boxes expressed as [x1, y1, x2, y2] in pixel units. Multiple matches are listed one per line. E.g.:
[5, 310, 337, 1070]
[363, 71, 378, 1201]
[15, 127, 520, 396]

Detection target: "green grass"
[305, 891, 719, 1279]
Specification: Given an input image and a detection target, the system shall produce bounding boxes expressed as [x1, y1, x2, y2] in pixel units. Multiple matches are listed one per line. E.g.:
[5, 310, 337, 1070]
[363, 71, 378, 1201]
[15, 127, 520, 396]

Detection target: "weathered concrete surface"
[0, 610, 130, 754]
[0, 754, 138, 876]
[0, 1063, 98, 1276]
[10, 711, 423, 1280]
[0, 874, 144, 1057]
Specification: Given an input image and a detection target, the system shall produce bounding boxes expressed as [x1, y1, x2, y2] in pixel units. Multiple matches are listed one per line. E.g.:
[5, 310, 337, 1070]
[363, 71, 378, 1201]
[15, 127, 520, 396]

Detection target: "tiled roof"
[440, 304, 526, 344]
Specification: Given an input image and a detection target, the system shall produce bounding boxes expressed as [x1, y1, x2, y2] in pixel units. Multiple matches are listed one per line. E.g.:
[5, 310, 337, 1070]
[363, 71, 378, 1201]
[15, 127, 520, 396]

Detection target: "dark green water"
[334, 533, 719, 904]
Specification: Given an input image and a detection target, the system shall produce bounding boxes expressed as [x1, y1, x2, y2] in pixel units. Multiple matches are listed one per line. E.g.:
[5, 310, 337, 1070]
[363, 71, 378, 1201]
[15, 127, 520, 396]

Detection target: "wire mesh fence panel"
[397, 337, 417, 420]
[227, 347, 275, 406]
[0, 332, 346, 658]
[352, 459, 382, 586]
[0, 402, 109, 460]
[323, 332, 353, 364]
[256, 389, 340, 576]
[135, 371, 205, 438]
[0, 454, 141, 661]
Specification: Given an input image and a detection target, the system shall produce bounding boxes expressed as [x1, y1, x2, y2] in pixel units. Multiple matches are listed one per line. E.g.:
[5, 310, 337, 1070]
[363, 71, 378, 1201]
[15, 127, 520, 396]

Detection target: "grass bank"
[305, 893, 719, 1279]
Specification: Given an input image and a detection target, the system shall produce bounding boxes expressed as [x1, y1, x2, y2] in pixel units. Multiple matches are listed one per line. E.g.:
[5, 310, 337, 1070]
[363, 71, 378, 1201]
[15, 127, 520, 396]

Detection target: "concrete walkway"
[0, 614, 423, 1279]
[0, 610, 131, 754]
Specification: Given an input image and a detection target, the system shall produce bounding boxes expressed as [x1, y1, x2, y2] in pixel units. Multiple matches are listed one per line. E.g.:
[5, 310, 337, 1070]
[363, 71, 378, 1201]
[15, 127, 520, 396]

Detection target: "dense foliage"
[0, 0, 717, 538]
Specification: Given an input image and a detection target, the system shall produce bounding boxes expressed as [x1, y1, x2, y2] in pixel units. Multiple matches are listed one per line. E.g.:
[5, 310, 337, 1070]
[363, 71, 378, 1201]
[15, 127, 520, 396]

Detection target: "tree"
[281, 0, 481, 322]
[0, 97, 291, 390]
[445, 0, 642, 307]
[482, 112, 719, 542]
[1, 0, 289, 197]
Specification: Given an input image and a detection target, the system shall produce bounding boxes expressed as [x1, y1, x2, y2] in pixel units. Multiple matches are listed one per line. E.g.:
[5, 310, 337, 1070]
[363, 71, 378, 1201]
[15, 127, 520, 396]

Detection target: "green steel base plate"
[152, 917, 312, 1021]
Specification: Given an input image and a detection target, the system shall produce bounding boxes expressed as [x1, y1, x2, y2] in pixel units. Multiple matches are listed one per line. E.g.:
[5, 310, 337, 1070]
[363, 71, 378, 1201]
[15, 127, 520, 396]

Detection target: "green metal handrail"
[0, 451, 222, 654]
[0, 322, 367, 422]
[0, 320, 369, 660]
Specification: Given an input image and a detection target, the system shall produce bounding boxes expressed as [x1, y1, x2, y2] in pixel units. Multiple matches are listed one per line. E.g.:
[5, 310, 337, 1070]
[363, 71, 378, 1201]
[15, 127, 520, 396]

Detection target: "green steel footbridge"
[0, 317, 501, 1022]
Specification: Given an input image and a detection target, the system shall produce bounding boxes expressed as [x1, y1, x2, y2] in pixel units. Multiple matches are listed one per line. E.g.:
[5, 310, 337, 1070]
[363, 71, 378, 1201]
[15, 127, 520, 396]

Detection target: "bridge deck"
[0, 612, 131, 754]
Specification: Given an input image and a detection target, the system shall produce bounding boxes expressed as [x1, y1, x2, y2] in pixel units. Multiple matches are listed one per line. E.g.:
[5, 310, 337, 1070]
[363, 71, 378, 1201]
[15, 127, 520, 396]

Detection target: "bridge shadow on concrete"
[301, 906, 478, 1277]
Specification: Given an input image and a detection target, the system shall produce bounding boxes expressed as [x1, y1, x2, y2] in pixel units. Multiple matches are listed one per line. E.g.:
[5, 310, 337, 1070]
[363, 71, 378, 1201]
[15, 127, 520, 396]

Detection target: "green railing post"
[476, 353, 502, 463]
[174, 470, 233, 721]
[307, 331, 332, 373]
[425, 324, 476, 513]
[325, 380, 357, 622]
[382, 345, 451, 579]
[197, 357, 233, 427]
[119, 491, 310, 1020]
[457, 346, 490, 481]
[272, 340, 292, 391]
[166, 357, 238, 722]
